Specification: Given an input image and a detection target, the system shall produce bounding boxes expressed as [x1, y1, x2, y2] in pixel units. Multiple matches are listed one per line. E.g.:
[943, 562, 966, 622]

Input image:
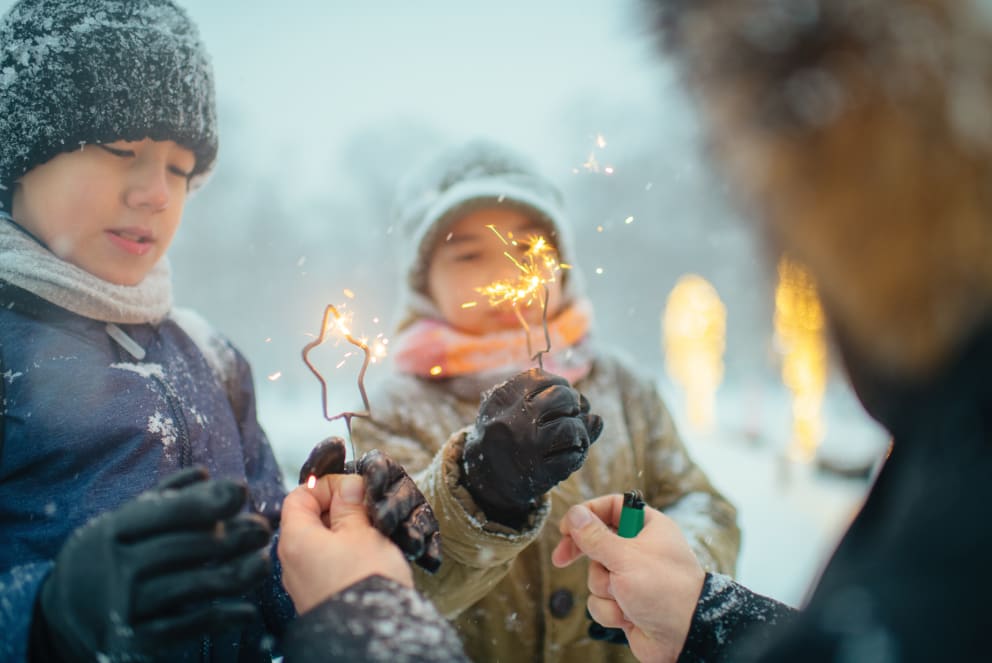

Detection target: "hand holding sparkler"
[301, 305, 440, 573]
[462, 368, 603, 529]
[298, 438, 442, 573]
[279, 472, 414, 617]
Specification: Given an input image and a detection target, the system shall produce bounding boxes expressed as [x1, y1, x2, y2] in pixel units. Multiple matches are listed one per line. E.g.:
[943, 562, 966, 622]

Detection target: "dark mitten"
[356, 450, 442, 573]
[36, 467, 272, 663]
[462, 368, 604, 528]
[298, 436, 349, 483]
[299, 438, 442, 573]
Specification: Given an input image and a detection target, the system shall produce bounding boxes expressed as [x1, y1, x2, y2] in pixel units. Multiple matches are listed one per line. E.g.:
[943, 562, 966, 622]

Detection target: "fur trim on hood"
[656, 0, 992, 379]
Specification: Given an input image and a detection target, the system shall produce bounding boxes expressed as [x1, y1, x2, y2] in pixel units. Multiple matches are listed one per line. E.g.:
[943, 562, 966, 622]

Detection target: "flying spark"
[470, 226, 568, 367]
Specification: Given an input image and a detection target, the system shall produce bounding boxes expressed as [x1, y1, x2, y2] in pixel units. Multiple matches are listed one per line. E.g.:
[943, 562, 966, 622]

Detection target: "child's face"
[426, 207, 564, 335]
[12, 139, 195, 286]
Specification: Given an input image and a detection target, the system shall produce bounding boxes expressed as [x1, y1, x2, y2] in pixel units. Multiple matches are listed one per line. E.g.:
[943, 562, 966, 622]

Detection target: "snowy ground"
[683, 435, 871, 605]
[259, 376, 885, 607]
[660, 378, 884, 606]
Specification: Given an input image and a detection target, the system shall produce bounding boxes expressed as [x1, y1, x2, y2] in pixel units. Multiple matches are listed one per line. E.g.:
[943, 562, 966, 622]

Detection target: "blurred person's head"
[392, 138, 581, 334]
[0, 0, 217, 286]
[655, 0, 992, 415]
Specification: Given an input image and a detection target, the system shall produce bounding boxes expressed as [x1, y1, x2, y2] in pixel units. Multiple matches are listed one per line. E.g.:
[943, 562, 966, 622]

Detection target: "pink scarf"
[391, 299, 596, 393]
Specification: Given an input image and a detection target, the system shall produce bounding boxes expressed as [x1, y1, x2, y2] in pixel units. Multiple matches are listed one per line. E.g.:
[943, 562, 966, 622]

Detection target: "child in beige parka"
[351, 138, 740, 663]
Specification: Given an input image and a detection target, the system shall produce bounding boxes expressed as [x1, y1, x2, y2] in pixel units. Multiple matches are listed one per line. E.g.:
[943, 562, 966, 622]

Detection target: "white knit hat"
[393, 138, 581, 303]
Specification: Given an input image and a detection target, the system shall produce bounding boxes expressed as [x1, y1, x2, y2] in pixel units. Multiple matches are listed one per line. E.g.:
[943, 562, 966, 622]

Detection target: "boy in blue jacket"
[0, 1, 292, 660]
[0, 3, 441, 660]
[0, 1, 450, 660]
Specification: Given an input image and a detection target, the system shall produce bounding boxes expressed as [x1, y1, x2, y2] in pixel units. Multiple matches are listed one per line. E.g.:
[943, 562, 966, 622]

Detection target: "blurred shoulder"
[366, 370, 463, 418]
[169, 306, 243, 381]
[580, 349, 659, 398]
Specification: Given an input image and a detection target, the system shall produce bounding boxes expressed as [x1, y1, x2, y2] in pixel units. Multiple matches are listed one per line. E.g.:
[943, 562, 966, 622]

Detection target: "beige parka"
[351, 353, 740, 663]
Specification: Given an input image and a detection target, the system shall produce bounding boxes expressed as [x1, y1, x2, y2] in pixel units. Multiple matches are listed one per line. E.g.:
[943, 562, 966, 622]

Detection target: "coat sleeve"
[617, 363, 741, 574]
[281, 575, 469, 663]
[0, 561, 53, 662]
[351, 406, 550, 619]
[677, 573, 798, 663]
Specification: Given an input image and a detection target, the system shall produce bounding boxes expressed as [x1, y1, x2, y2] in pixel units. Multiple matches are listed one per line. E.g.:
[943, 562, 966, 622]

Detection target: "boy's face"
[426, 207, 564, 335]
[11, 139, 195, 286]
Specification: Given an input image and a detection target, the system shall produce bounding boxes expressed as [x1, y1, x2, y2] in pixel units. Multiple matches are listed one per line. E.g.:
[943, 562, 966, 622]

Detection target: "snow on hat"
[0, 0, 218, 211]
[393, 138, 579, 298]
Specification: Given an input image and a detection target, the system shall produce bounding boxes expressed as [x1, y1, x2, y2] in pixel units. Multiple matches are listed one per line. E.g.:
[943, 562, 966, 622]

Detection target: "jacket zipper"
[152, 373, 193, 467]
[106, 323, 192, 465]
[106, 324, 205, 654]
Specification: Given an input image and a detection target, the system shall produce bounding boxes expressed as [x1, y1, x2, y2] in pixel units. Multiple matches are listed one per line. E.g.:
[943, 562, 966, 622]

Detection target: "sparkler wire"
[301, 304, 372, 461]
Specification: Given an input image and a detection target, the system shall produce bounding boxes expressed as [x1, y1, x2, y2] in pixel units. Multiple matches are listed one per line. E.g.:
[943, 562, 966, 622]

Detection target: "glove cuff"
[32, 576, 82, 663]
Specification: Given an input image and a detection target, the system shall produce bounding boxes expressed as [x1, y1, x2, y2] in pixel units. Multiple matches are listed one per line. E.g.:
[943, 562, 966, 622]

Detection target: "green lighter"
[586, 489, 646, 644]
[617, 489, 645, 538]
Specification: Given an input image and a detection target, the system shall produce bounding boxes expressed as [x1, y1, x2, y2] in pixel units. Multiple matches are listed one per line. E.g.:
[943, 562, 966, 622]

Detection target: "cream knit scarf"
[0, 216, 172, 324]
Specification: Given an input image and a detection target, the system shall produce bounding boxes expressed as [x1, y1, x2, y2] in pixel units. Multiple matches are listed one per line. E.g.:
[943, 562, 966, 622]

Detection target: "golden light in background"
[774, 257, 828, 463]
[663, 275, 726, 433]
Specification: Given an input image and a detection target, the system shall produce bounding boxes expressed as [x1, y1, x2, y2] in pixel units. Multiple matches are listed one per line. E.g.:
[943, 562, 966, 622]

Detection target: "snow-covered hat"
[0, 0, 218, 211]
[394, 138, 579, 299]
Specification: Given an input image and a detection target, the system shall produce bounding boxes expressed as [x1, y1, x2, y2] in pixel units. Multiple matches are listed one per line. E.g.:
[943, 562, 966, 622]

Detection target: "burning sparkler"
[774, 257, 828, 463]
[301, 303, 377, 461]
[467, 225, 568, 368]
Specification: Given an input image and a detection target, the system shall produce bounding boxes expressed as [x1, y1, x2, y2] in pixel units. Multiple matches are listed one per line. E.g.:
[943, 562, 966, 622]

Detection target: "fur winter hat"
[393, 138, 579, 299]
[0, 0, 218, 211]
[655, 0, 992, 379]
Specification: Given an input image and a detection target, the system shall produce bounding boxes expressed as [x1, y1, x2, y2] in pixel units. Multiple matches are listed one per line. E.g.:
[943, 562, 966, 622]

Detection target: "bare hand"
[551, 494, 705, 663]
[278, 474, 414, 615]
[299, 438, 442, 572]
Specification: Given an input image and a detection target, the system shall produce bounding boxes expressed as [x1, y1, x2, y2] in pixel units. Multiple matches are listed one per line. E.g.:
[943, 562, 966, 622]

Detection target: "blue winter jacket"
[0, 280, 293, 661]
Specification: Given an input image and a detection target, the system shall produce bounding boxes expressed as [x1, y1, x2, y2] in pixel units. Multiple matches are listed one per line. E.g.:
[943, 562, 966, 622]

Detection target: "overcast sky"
[183, 1, 668, 185]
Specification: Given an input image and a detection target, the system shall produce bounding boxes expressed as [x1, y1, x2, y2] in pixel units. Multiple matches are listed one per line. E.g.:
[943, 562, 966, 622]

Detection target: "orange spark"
[473, 232, 566, 311]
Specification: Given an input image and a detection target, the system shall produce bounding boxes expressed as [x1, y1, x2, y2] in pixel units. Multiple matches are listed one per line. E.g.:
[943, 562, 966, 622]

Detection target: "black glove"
[462, 368, 604, 528]
[34, 467, 272, 663]
[299, 437, 442, 573]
